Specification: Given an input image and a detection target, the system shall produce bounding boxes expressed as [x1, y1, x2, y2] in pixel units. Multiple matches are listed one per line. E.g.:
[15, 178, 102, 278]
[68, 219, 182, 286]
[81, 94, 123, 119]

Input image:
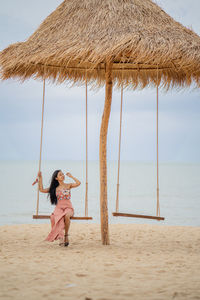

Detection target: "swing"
[112, 67, 165, 221]
[33, 74, 93, 220]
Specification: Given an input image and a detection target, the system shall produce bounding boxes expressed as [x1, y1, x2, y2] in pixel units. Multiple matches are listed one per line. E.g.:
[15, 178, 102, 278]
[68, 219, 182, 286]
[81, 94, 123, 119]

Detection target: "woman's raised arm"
[66, 172, 81, 189]
[38, 172, 49, 193]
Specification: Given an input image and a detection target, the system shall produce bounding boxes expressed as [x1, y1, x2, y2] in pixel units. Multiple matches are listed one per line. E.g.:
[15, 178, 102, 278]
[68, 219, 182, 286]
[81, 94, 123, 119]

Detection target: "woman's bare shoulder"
[63, 183, 71, 190]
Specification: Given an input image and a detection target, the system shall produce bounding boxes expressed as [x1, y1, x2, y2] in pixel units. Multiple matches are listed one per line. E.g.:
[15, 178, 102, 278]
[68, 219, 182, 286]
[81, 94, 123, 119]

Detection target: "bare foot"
[64, 234, 69, 246]
[59, 238, 64, 246]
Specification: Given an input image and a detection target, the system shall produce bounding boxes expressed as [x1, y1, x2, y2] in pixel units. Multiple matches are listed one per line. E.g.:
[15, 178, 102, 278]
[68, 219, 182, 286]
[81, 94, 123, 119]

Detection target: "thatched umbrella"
[1, 0, 200, 245]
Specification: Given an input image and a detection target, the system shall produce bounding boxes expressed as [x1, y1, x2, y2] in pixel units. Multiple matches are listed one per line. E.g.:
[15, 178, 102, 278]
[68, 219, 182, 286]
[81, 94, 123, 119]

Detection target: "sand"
[0, 223, 200, 300]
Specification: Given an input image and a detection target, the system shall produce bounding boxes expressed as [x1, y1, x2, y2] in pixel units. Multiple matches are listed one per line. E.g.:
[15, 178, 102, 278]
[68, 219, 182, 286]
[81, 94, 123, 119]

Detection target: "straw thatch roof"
[1, 0, 200, 89]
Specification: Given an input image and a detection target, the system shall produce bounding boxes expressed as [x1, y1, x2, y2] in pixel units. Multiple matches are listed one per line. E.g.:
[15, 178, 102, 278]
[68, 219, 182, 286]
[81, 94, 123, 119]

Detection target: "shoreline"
[1, 222, 200, 228]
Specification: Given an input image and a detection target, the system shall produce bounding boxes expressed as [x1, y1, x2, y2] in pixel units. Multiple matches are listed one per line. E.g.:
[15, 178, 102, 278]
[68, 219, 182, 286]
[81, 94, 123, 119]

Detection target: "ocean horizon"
[0, 160, 200, 227]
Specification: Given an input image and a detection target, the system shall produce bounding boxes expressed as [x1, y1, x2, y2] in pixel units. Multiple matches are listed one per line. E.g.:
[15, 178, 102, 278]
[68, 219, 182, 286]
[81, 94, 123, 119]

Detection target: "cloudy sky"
[0, 0, 200, 162]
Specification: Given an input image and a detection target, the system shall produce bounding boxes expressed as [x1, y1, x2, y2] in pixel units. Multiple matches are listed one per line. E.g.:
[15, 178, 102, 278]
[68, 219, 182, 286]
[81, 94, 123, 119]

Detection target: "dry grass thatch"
[1, 0, 200, 90]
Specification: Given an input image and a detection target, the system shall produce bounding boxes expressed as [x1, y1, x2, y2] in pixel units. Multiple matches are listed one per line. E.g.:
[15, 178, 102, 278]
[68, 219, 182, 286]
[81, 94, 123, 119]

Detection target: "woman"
[38, 170, 81, 246]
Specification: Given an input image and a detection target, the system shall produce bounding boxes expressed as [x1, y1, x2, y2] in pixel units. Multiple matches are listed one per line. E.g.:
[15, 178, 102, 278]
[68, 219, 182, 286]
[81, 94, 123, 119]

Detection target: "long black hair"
[48, 170, 61, 205]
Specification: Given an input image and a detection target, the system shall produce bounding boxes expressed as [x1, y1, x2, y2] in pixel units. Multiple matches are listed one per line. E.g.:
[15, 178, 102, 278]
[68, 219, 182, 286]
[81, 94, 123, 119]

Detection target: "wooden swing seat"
[33, 215, 93, 220]
[112, 212, 165, 221]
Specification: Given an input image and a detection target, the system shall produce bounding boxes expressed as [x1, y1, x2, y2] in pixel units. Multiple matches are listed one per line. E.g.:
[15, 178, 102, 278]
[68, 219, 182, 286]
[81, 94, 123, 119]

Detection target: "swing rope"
[36, 78, 46, 216]
[113, 65, 164, 221]
[156, 64, 161, 217]
[116, 77, 124, 213]
[85, 70, 88, 217]
[33, 73, 92, 220]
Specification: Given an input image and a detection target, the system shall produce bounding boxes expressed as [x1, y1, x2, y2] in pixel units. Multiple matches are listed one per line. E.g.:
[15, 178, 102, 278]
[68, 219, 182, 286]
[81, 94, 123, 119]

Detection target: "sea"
[0, 160, 200, 227]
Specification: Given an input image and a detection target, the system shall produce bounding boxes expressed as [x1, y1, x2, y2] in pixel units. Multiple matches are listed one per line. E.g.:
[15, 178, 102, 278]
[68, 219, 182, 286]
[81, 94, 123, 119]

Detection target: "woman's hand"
[32, 171, 41, 186]
[66, 172, 72, 178]
[66, 173, 81, 188]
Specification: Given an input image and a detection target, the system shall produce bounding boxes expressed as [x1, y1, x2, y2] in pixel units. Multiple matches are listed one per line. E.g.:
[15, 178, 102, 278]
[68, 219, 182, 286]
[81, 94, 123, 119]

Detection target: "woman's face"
[56, 171, 65, 182]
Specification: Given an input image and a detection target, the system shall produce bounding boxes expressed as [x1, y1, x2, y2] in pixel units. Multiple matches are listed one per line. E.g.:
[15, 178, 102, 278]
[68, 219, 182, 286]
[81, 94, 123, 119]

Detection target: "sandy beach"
[0, 223, 200, 300]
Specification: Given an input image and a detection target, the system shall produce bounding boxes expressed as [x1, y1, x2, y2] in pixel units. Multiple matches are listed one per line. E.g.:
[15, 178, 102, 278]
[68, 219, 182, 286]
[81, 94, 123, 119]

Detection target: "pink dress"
[45, 188, 74, 242]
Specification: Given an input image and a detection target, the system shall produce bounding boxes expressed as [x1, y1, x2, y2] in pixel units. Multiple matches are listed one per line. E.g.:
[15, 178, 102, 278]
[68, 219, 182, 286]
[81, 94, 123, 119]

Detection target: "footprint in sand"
[157, 270, 166, 273]
[75, 273, 87, 277]
[107, 271, 123, 278]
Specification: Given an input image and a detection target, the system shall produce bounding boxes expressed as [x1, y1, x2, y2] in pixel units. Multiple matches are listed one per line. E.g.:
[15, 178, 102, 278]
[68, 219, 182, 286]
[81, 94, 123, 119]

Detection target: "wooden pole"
[99, 61, 113, 245]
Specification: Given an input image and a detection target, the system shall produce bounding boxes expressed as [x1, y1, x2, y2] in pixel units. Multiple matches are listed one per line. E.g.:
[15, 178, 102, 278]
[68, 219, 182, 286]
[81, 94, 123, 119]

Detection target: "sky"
[0, 0, 200, 162]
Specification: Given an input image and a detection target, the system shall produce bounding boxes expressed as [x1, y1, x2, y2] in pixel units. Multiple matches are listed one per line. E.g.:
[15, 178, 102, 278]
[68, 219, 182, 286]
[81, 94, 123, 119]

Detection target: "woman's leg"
[64, 213, 71, 246]
[64, 214, 71, 233]
[50, 214, 55, 229]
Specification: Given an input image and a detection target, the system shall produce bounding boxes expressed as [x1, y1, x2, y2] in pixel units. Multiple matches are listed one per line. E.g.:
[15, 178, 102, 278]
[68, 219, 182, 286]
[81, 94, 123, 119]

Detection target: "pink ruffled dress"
[45, 188, 74, 242]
